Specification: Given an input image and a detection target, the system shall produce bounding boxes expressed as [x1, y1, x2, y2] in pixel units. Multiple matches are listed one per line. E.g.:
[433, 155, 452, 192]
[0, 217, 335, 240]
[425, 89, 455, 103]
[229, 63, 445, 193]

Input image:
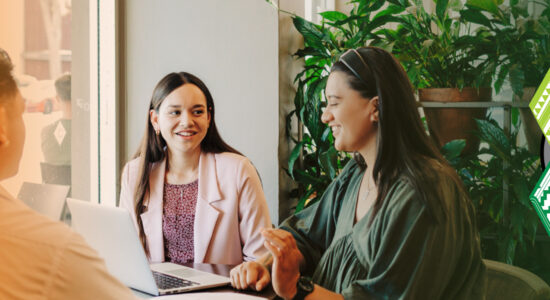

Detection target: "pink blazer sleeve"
[236, 158, 273, 261]
[119, 161, 140, 235]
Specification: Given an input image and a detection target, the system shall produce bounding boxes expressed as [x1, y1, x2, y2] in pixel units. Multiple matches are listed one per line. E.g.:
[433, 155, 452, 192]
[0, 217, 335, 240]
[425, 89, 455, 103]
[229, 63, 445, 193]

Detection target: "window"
[0, 0, 118, 222]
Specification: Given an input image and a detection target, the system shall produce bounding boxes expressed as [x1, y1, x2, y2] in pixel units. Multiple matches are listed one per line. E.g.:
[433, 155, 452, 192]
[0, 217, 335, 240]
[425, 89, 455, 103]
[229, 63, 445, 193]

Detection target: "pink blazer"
[119, 151, 272, 264]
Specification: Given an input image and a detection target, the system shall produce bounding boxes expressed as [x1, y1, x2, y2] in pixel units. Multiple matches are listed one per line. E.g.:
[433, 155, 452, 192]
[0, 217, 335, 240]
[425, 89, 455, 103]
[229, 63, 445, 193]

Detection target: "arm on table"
[230, 228, 306, 295]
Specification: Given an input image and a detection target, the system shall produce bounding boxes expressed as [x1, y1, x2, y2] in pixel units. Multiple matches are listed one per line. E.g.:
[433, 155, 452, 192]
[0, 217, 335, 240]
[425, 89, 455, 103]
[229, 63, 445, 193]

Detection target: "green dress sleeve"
[342, 178, 486, 300]
[279, 160, 359, 275]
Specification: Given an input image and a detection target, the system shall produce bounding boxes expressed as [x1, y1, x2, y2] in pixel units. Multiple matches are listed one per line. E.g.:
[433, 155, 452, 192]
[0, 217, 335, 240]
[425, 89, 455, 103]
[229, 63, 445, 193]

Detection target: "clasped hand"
[230, 228, 304, 300]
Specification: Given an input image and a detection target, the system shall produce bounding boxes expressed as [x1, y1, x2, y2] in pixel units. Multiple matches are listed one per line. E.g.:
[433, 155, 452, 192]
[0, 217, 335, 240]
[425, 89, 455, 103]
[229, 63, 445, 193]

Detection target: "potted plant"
[442, 116, 549, 281]
[461, 0, 550, 154]
[379, 0, 496, 154]
[287, 0, 403, 211]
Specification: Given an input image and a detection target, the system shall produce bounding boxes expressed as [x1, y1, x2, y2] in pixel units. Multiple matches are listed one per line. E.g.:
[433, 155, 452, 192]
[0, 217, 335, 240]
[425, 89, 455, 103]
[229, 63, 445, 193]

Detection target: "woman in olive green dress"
[230, 47, 486, 299]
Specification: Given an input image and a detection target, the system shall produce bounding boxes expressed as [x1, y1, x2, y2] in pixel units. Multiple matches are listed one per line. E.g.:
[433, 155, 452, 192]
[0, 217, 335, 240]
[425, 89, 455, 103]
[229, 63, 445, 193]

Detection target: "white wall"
[123, 0, 280, 223]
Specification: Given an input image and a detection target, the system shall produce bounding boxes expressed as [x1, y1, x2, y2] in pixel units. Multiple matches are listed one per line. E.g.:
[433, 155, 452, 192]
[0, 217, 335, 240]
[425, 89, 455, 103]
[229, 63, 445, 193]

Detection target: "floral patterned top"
[162, 180, 198, 264]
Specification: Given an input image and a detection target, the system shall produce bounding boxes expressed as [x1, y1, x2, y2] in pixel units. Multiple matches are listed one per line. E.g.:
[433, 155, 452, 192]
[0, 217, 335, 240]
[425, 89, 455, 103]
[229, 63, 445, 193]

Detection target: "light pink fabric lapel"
[194, 152, 223, 263]
[140, 158, 166, 263]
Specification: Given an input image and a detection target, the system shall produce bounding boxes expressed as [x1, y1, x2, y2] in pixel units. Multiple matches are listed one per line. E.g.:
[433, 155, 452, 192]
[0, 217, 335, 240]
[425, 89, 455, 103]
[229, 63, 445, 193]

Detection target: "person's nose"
[179, 111, 194, 127]
[321, 107, 333, 124]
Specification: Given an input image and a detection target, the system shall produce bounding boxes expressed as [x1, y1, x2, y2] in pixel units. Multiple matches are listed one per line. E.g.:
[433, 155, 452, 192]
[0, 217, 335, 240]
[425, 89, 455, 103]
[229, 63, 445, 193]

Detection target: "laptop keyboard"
[152, 271, 200, 290]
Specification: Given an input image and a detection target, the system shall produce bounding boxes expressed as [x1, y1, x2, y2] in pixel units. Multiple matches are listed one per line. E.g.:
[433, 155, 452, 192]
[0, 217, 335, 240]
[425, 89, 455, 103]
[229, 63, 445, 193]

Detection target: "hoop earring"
[155, 129, 160, 136]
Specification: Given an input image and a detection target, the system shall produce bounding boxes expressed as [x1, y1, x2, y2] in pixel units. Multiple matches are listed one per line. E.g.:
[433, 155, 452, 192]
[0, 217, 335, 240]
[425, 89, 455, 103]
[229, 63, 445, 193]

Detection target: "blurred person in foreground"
[0, 48, 135, 299]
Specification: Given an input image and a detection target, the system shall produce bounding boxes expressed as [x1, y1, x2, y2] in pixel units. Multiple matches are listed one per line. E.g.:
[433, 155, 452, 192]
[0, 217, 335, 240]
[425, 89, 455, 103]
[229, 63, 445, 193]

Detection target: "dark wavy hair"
[0, 48, 17, 102]
[331, 47, 467, 224]
[132, 72, 241, 255]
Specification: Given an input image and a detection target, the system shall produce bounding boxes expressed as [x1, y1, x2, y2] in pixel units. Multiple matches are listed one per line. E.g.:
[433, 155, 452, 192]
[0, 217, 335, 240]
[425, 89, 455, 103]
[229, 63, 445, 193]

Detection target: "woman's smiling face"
[321, 71, 377, 153]
[150, 83, 210, 155]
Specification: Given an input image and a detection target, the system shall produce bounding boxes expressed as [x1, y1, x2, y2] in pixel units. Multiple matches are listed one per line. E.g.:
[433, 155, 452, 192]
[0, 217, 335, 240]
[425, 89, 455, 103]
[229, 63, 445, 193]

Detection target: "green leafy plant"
[462, 0, 550, 97]
[378, 0, 496, 89]
[287, 0, 405, 212]
[442, 114, 542, 265]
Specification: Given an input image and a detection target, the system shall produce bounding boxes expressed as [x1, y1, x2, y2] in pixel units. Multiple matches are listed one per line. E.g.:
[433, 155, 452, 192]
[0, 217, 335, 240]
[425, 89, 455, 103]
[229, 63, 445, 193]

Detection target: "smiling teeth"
[178, 132, 195, 136]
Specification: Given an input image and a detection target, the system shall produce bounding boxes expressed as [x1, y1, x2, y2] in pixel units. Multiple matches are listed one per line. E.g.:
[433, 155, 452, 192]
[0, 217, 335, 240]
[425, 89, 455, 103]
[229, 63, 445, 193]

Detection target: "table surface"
[133, 263, 276, 299]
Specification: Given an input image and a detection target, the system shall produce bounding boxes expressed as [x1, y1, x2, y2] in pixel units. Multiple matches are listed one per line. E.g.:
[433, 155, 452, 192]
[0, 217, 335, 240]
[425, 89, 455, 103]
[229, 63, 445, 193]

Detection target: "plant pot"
[420, 87, 492, 154]
[516, 87, 541, 155]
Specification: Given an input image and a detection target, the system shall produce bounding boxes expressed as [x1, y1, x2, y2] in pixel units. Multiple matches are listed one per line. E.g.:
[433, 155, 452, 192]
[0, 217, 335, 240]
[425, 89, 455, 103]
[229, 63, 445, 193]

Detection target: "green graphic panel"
[530, 68, 550, 237]
[530, 68, 550, 144]
[530, 165, 550, 237]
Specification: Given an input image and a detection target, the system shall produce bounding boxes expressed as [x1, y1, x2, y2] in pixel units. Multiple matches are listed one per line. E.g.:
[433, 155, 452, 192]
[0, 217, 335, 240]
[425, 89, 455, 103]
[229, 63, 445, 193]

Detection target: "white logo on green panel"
[530, 166, 550, 237]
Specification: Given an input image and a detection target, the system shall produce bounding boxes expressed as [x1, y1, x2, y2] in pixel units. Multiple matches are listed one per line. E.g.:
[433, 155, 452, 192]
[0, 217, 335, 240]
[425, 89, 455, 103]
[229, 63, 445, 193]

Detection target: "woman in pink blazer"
[119, 72, 271, 265]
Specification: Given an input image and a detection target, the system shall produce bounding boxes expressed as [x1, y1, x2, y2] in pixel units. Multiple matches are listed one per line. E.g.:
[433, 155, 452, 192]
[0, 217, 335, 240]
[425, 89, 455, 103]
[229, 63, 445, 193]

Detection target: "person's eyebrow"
[167, 104, 206, 109]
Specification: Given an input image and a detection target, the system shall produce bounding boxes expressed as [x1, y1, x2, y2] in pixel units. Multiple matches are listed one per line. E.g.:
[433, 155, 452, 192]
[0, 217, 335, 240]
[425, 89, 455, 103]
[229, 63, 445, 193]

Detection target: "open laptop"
[66, 198, 230, 296]
[17, 182, 70, 221]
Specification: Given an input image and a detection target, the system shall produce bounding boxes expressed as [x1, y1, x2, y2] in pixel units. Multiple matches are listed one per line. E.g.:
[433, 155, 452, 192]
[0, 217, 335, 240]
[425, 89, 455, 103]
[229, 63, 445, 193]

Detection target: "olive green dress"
[280, 160, 486, 299]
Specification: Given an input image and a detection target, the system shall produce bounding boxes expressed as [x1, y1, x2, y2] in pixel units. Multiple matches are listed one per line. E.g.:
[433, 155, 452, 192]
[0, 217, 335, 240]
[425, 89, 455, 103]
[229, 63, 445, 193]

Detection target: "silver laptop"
[17, 182, 70, 220]
[66, 198, 230, 296]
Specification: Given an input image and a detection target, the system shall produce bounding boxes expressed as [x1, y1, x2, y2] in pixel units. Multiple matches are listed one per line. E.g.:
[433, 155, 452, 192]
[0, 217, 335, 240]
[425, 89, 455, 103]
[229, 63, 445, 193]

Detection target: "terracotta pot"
[516, 87, 541, 155]
[420, 87, 492, 154]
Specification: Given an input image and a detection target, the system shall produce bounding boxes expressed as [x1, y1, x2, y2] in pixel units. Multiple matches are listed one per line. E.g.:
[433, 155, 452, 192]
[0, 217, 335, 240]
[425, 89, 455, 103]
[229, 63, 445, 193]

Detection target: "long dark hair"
[132, 72, 241, 255]
[331, 47, 466, 224]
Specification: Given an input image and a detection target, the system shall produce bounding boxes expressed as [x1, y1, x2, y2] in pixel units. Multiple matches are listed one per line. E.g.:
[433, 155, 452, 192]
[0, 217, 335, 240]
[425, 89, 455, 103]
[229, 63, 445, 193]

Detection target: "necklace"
[179, 179, 198, 204]
[355, 172, 376, 223]
[362, 172, 375, 202]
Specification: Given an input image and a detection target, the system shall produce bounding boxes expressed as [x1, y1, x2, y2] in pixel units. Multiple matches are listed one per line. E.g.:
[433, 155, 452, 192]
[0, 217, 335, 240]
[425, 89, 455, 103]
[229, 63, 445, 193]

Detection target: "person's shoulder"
[213, 151, 246, 162]
[124, 156, 141, 169]
[394, 157, 458, 190]
[387, 177, 417, 201]
[386, 158, 463, 214]
[1, 199, 73, 250]
[122, 156, 144, 176]
[213, 151, 250, 168]
[54, 230, 135, 299]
